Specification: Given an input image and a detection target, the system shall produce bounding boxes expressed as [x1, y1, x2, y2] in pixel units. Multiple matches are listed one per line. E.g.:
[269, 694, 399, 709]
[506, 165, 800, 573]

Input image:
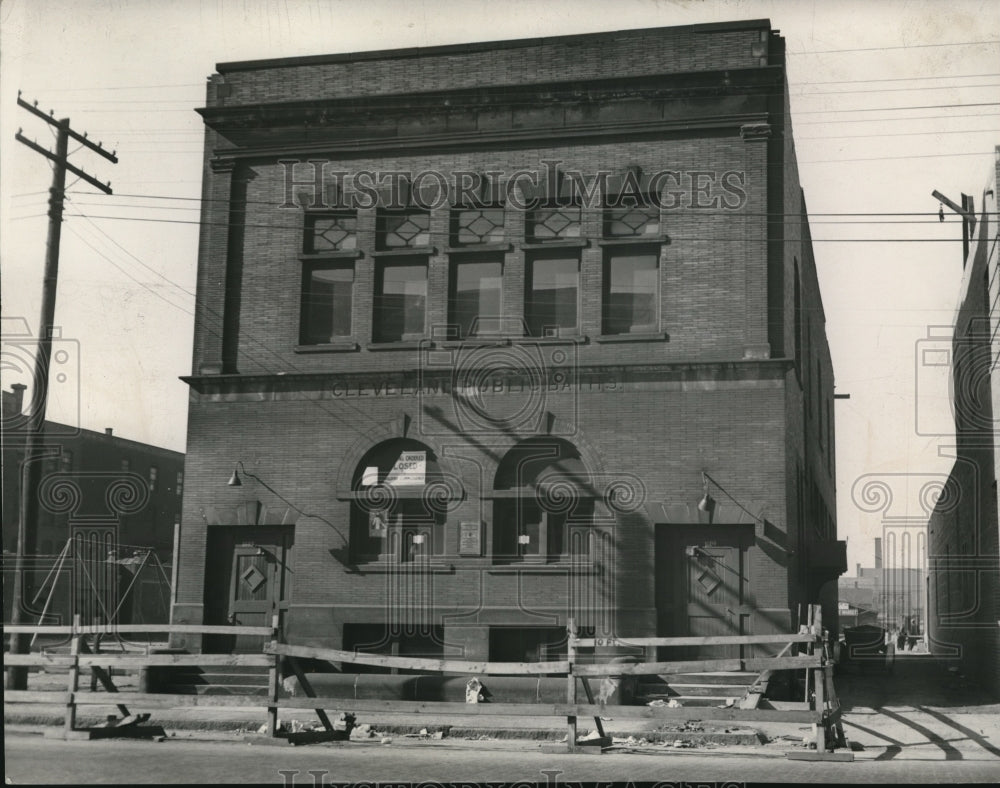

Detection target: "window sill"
[594, 332, 669, 344]
[365, 340, 430, 351]
[347, 559, 455, 574]
[370, 246, 436, 257]
[522, 239, 589, 250]
[437, 337, 512, 348]
[596, 236, 671, 247]
[488, 561, 598, 574]
[510, 335, 587, 345]
[444, 243, 512, 253]
[294, 342, 360, 353]
[298, 250, 364, 260]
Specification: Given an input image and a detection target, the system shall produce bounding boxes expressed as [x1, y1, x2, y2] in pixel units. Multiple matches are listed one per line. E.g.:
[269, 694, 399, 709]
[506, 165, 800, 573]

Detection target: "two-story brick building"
[172, 20, 845, 663]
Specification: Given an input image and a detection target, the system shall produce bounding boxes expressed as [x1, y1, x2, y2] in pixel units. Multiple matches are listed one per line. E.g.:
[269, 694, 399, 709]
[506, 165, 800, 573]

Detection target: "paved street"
[5, 732, 1000, 785]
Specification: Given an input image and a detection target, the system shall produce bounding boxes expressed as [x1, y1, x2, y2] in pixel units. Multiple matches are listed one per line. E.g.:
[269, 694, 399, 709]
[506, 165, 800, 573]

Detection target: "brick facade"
[173, 21, 843, 660]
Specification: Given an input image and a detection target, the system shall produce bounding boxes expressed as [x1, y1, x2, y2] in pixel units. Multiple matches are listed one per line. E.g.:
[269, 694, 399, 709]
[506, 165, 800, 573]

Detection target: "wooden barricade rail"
[2, 605, 850, 758]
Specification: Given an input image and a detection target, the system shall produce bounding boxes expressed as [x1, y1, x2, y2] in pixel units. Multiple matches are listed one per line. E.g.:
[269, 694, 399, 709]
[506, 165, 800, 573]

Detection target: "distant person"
[897, 624, 908, 651]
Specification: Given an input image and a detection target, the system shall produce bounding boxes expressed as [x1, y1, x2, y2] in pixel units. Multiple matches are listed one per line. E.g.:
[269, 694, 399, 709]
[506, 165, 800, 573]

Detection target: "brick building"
[173, 20, 845, 662]
[927, 148, 1000, 696]
[2, 384, 184, 624]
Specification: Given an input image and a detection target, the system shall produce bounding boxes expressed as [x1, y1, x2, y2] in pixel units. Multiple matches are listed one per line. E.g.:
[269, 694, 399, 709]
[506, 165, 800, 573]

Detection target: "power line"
[794, 110, 1000, 125]
[794, 71, 1000, 86]
[62, 215, 981, 241]
[51, 80, 1000, 105]
[47, 190, 1000, 217]
[56, 201, 977, 225]
[790, 39, 1000, 54]
[797, 128, 1000, 141]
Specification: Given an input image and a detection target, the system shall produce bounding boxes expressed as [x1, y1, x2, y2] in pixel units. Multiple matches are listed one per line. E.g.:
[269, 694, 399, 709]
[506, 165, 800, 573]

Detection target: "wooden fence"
[2, 606, 850, 759]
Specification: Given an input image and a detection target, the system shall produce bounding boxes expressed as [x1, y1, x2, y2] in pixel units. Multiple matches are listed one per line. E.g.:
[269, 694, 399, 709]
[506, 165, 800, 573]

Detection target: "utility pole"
[7, 93, 116, 690]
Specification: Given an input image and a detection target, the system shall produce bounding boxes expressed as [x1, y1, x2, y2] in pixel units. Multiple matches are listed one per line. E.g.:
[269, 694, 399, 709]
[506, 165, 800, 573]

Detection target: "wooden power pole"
[7, 93, 116, 690]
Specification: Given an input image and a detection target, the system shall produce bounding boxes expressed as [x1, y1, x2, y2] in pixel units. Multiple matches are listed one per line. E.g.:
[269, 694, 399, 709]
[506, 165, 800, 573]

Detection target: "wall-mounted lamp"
[698, 471, 760, 523]
[697, 472, 714, 513]
[227, 464, 244, 486]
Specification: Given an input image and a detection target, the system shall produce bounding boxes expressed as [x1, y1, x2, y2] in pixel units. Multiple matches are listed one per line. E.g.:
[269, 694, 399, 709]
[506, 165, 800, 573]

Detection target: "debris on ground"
[647, 698, 682, 708]
[379, 737, 392, 745]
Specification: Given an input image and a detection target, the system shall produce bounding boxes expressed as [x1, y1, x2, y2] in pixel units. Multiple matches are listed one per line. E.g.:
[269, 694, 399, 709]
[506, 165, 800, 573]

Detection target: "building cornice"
[181, 358, 794, 395]
[198, 67, 780, 158]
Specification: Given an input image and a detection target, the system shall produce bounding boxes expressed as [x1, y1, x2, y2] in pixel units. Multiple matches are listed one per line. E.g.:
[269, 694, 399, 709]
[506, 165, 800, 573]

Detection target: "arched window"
[349, 439, 450, 563]
[491, 438, 594, 563]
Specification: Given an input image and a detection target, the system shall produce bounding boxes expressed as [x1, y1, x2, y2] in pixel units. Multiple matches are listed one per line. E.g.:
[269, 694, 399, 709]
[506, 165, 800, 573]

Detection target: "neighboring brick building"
[2, 384, 184, 624]
[173, 20, 845, 662]
[927, 147, 1000, 696]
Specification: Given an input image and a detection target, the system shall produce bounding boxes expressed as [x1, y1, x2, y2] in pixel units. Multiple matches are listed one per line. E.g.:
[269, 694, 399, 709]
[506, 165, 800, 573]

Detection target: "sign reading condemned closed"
[384, 451, 426, 486]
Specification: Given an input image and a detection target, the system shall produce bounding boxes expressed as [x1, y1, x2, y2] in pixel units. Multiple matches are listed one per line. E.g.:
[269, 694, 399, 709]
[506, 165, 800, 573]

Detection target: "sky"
[2, 0, 999, 573]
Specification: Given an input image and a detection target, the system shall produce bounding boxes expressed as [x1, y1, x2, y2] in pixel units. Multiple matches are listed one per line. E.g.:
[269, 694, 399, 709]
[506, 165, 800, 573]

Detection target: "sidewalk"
[6, 655, 1000, 761]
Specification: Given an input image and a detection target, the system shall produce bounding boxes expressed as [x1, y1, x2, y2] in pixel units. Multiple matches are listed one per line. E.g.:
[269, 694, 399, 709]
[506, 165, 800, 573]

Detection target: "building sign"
[459, 521, 482, 556]
[384, 451, 425, 486]
[369, 510, 389, 537]
[361, 466, 379, 486]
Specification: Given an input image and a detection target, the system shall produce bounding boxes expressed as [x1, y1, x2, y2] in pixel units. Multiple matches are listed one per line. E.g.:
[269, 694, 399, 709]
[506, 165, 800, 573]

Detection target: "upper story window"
[451, 207, 505, 246]
[526, 253, 579, 337]
[526, 204, 581, 243]
[121, 458, 130, 472]
[148, 465, 158, 491]
[374, 259, 427, 342]
[376, 209, 430, 250]
[602, 250, 659, 335]
[449, 255, 503, 338]
[301, 262, 354, 344]
[305, 211, 357, 253]
[176, 471, 184, 497]
[603, 199, 660, 238]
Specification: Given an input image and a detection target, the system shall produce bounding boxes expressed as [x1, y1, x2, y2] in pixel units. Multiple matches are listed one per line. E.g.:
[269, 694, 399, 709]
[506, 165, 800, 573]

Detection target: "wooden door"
[656, 526, 749, 661]
[225, 529, 294, 652]
[684, 544, 741, 659]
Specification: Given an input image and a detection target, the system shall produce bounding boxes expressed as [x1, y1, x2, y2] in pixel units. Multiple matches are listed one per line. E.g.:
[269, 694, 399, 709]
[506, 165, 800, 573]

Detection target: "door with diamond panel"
[656, 525, 750, 661]
[684, 544, 741, 659]
[226, 528, 294, 652]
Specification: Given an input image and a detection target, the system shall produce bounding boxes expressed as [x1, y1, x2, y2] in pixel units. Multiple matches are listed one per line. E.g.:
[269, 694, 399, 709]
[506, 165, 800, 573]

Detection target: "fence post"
[266, 613, 280, 737]
[64, 613, 81, 735]
[566, 617, 577, 751]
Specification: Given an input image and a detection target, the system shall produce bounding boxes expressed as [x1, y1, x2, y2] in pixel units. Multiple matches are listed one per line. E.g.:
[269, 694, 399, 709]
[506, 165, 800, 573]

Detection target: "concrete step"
[657, 672, 758, 685]
[157, 683, 270, 696]
[637, 683, 750, 697]
[167, 670, 269, 685]
[641, 694, 740, 707]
